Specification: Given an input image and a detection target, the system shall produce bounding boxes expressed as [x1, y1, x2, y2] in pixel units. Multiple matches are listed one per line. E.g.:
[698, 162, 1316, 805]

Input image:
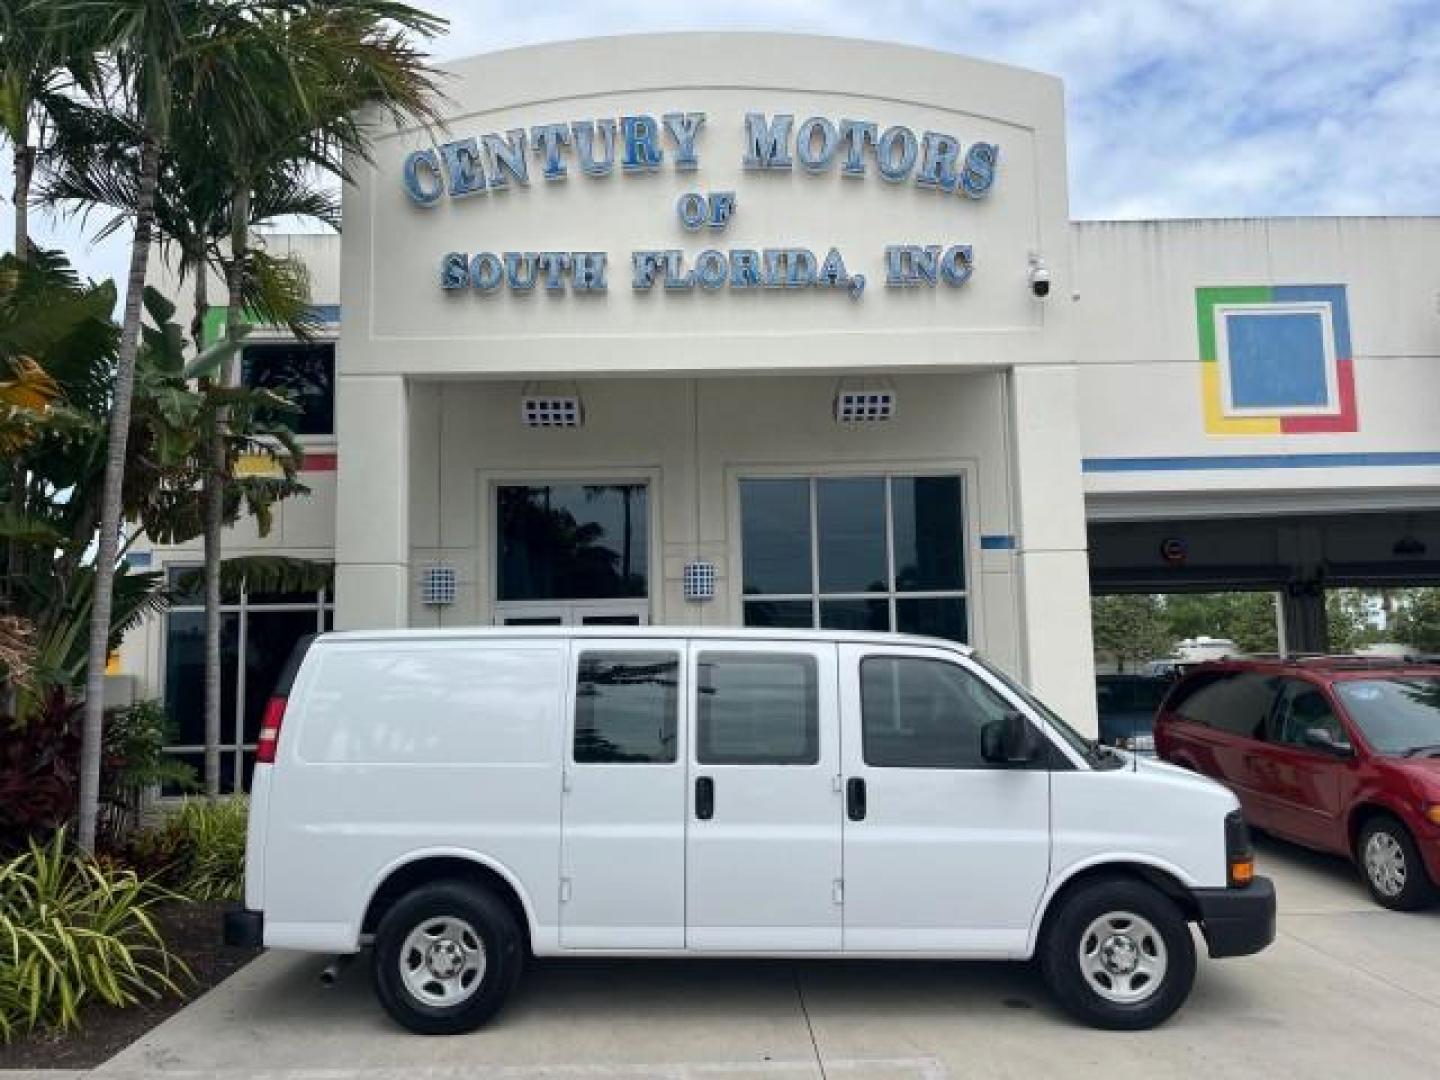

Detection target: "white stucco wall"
[405, 371, 1025, 678]
[1071, 217, 1440, 511]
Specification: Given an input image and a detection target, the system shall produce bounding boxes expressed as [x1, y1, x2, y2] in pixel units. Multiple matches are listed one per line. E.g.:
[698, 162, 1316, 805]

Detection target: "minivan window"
[1175, 671, 1278, 740]
[574, 652, 679, 763]
[861, 656, 1013, 769]
[696, 652, 818, 764]
[1272, 679, 1347, 750]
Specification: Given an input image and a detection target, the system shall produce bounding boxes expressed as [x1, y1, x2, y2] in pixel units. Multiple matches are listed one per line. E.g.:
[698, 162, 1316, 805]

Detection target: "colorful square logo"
[1196, 285, 1356, 435]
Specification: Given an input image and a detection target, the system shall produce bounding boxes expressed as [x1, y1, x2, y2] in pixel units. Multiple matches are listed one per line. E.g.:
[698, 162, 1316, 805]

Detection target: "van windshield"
[1334, 677, 1440, 757]
[972, 653, 1096, 763]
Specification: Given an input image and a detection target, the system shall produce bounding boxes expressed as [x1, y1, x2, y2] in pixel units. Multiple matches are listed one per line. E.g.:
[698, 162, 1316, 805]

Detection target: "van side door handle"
[846, 777, 867, 821]
[695, 776, 714, 820]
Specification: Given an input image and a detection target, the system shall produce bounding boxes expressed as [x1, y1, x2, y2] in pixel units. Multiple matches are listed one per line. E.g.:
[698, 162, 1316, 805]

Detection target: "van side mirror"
[1302, 727, 1352, 757]
[981, 711, 1041, 765]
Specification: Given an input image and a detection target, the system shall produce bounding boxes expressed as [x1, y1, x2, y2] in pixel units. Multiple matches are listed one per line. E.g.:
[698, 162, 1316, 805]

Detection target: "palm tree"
[69, 0, 194, 854]
[0, 2, 101, 264]
[181, 0, 443, 799]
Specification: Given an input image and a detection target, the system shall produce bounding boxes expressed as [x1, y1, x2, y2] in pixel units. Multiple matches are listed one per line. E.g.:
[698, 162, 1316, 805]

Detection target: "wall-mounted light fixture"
[683, 560, 717, 602]
[419, 564, 457, 606]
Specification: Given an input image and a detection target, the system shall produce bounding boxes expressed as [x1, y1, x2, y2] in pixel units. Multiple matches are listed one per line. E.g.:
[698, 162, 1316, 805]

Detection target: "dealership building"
[119, 34, 1440, 791]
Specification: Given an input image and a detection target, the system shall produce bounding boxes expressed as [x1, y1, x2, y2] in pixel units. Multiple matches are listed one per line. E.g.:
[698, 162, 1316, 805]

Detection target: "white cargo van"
[226, 628, 1274, 1032]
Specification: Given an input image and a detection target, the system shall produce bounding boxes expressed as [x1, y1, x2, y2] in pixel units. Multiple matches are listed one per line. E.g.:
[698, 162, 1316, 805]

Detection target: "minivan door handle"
[695, 776, 714, 820]
[846, 777, 867, 821]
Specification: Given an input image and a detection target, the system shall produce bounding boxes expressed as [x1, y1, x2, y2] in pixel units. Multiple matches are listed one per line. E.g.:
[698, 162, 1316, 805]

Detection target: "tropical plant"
[182, 0, 443, 801]
[0, 1, 102, 262]
[70, 0, 209, 855]
[102, 699, 197, 839]
[0, 688, 81, 852]
[131, 797, 247, 902]
[0, 829, 185, 1041]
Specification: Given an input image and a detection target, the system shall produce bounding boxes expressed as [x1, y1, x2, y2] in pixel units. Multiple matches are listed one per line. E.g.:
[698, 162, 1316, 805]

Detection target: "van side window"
[696, 652, 819, 764]
[861, 656, 1016, 769]
[1271, 679, 1348, 750]
[1175, 672, 1278, 741]
[574, 652, 679, 763]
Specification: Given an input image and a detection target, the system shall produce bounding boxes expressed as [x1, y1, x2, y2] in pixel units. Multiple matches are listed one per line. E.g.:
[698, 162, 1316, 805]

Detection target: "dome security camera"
[1028, 253, 1051, 299]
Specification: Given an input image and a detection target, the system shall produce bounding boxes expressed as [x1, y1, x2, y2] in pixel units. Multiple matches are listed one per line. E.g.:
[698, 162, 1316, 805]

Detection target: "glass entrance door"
[493, 480, 651, 626]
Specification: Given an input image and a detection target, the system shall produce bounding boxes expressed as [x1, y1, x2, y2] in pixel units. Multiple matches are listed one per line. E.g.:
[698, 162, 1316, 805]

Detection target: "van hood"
[1124, 751, 1239, 800]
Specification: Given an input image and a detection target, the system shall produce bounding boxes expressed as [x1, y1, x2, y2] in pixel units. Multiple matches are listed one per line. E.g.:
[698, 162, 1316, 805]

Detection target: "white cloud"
[8, 0, 1435, 286]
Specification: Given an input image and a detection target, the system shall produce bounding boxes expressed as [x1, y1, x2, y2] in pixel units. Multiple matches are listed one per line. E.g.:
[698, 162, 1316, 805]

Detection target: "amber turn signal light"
[1229, 859, 1255, 887]
[1426, 805, 1440, 826]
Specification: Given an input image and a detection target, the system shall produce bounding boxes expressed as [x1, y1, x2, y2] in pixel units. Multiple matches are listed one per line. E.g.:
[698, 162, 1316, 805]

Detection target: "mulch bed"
[0, 899, 261, 1071]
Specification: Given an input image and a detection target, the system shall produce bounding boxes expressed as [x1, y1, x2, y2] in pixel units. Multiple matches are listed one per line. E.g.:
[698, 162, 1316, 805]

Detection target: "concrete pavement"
[85, 838, 1440, 1080]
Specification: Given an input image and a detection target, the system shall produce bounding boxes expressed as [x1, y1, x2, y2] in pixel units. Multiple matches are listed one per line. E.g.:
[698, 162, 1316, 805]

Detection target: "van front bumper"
[1192, 876, 1276, 958]
[223, 907, 264, 948]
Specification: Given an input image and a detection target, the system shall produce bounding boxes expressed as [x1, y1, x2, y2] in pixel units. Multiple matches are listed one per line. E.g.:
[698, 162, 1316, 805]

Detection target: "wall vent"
[521, 395, 583, 428]
[834, 390, 895, 423]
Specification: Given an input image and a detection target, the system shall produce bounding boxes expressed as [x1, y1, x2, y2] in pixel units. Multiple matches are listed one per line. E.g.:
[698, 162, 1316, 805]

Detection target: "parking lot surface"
[87, 838, 1440, 1080]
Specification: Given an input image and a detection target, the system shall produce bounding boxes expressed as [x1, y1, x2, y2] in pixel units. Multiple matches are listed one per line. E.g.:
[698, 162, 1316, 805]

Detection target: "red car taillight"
[256, 696, 287, 764]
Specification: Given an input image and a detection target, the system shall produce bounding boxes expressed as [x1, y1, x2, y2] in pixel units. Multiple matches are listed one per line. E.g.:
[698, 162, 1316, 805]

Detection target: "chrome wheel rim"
[1078, 911, 1168, 1004]
[400, 916, 486, 1007]
[1365, 831, 1407, 897]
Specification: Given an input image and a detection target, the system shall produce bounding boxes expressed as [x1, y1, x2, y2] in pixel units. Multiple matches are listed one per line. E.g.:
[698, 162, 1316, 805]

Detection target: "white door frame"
[492, 600, 650, 626]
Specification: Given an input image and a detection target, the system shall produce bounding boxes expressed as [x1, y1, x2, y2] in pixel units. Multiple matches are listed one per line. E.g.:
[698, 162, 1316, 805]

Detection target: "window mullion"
[884, 475, 897, 632]
[235, 587, 248, 795]
[808, 478, 821, 628]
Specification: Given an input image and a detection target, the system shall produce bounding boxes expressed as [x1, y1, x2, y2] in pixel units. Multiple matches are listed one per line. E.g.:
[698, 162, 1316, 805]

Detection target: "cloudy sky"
[9, 0, 1440, 288]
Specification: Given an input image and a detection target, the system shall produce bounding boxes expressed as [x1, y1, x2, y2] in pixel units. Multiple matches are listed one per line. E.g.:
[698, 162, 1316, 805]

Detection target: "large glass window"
[861, 656, 1015, 769]
[497, 484, 648, 602]
[696, 652, 819, 765]
[240, 342, 336, 437]
[574, 651, 679, 763]
[162, 568, 332, 793]
[740, 475, 968, 641]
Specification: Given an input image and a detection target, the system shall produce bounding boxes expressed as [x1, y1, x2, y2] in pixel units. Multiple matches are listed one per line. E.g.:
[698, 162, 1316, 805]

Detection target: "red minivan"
[1154, 658, 1440, 910]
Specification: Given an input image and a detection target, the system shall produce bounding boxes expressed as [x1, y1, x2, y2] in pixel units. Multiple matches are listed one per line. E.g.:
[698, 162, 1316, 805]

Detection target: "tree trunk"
[197, 255, 223, 800]
[13, 142, 33, 264]
[77, 131, 160, 855]
[202, 185, 250, 799]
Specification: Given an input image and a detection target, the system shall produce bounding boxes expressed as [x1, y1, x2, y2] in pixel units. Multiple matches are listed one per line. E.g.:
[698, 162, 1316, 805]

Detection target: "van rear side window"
[574, 651, 679, 763]
[297, 646, 562, 764]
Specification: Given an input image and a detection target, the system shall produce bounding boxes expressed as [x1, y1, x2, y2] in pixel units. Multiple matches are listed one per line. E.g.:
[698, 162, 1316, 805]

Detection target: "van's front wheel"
[373, 881, 524, 1034]
[1039, 878, 1196, 1030]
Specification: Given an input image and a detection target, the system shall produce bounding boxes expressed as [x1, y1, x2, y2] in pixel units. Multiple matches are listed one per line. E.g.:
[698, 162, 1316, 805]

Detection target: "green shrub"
[130, 797, 248, 902]
[0, 831, 186, 1042]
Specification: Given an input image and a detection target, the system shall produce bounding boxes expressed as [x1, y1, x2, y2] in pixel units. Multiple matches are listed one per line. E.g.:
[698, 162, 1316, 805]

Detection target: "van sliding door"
[684, 642, 843, 951]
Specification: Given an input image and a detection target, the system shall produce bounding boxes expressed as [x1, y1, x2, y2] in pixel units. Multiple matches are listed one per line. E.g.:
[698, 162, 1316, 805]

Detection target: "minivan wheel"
[1356, 817, 1438, 911]
[372, 881, 524, 1034]
[1040, 878, 1196, 1031]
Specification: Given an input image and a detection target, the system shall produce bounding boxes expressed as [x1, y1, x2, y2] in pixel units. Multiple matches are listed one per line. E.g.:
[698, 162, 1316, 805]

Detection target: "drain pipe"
[318, 954, 355, 987]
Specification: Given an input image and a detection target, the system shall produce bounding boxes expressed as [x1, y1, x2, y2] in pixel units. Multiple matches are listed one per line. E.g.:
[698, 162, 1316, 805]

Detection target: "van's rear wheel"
[373, 881, 524, 1034]
[1040, 878, 1196, 1030]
